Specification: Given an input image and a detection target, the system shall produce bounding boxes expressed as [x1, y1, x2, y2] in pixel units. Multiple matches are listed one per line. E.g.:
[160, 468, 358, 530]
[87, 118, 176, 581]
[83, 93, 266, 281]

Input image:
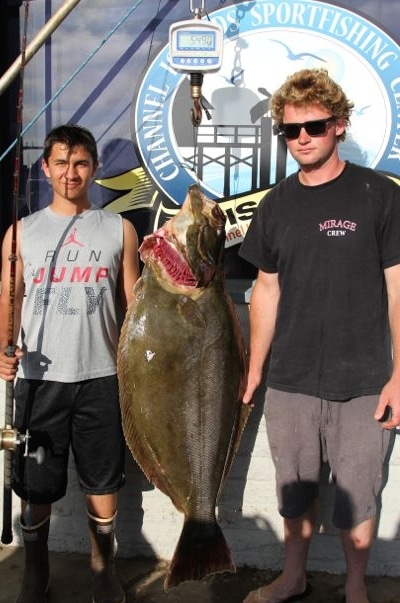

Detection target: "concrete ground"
[1, 545, 400, 603]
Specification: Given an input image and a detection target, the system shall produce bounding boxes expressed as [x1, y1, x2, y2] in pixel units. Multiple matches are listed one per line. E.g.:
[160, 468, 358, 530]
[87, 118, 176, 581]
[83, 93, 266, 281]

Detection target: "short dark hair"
[43, 124, 98, 164]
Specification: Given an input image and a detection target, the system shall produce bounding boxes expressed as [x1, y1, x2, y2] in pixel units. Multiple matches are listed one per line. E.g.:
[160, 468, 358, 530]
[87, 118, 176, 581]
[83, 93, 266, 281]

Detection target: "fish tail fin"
[164, 518, 236, 590]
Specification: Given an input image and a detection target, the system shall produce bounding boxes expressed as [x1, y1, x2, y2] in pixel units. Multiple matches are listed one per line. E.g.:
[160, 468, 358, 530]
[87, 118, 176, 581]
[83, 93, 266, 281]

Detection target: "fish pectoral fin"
[176, 296, 206, 329]
[217, 402, 252, 495]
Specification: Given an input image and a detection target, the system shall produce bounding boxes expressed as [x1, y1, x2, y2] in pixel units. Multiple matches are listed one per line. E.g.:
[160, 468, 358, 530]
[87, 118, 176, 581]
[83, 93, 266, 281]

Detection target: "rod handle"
[1, 449, 13, 544]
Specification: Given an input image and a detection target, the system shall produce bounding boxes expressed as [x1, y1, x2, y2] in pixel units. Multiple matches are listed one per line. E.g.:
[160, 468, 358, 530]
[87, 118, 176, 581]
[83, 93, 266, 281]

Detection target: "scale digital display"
[169, 19, 223, 72]
[177, 31, 216, 51]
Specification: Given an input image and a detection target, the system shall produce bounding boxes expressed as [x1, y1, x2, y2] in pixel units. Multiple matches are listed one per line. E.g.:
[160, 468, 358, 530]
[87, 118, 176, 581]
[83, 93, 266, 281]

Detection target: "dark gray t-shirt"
[239, 162, 400, 400]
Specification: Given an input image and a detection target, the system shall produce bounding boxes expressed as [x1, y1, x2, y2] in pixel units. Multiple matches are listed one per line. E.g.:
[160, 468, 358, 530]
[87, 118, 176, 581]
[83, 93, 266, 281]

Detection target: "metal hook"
[191, 98, 202, 127]
[190, 72, 204, 126]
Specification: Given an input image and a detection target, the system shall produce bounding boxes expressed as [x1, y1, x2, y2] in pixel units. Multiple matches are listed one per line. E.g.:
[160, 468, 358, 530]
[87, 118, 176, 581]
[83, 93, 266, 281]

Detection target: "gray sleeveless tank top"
[18, 206, 123, 382]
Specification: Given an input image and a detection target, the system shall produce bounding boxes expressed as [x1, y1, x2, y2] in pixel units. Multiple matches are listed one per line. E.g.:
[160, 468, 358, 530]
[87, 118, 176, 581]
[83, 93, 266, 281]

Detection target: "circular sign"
[133, 0, 400, 207]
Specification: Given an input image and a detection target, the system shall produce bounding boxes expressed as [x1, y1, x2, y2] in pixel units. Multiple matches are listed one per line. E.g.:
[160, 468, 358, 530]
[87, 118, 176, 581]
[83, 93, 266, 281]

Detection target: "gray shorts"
[13, 376, 125, 504]
[265, 388, 392, 529]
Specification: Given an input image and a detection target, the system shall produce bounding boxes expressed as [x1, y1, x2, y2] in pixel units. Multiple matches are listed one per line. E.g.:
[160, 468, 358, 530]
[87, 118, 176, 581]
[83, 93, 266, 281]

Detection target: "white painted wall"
[1, 299, 400, 576]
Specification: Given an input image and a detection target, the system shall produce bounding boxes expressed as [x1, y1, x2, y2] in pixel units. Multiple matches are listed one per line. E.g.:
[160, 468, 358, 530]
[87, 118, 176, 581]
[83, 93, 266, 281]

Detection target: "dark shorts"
[13, 376, 125, 504]
[265, 388, 393, 529]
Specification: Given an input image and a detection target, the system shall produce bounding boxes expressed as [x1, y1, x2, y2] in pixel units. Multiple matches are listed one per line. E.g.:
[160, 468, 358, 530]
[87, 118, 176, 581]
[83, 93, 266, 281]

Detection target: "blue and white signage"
[133, 0, 399, 207]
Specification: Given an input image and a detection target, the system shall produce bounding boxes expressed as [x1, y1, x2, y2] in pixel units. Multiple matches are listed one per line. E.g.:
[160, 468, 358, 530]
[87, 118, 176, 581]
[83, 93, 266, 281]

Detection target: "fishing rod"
[0, 0, 82, 98]
[0, 0, 144, 165]
[0, 0, 44, 546]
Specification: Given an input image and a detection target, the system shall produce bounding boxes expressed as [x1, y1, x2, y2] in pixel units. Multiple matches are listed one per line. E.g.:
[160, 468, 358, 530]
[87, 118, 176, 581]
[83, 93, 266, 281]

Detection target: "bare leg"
[86, 493, 117, 518]
[341, 518, 374, 603]
[243, 501, 317, 603]
[21, 500, 51, 525]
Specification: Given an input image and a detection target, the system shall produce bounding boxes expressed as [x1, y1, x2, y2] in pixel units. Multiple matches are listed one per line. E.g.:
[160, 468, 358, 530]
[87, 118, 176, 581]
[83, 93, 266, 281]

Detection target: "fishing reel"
[1, 426, 45, 544]
[0, 427, 45, 464]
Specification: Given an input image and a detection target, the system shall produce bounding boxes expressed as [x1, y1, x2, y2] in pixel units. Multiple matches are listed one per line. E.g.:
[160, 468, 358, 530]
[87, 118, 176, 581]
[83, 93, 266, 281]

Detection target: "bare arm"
[117, 218, 140, 312]
[374, 263, 400, 428]
[0, 222, 24, 381]
[243, 269, 280, 404]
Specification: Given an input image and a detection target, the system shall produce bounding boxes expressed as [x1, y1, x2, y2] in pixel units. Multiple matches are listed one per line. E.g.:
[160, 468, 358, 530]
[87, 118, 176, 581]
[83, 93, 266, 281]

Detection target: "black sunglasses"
[273, 117, 336, 140]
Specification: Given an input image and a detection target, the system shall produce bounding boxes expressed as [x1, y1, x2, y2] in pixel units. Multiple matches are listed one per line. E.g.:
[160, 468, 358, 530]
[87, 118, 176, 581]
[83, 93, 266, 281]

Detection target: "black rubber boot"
[87, 511, 125, 603]
[15, 515, 50, 603]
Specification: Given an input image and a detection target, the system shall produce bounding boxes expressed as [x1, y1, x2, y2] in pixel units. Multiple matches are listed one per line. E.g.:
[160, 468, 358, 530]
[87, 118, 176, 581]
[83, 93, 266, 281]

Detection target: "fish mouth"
[140, 185, 226, 292]
[149, 235, 198, 288]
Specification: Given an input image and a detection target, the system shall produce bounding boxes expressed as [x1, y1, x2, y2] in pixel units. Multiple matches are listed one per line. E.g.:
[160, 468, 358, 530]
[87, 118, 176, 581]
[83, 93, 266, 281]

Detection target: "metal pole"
[0, 0, 81, 98]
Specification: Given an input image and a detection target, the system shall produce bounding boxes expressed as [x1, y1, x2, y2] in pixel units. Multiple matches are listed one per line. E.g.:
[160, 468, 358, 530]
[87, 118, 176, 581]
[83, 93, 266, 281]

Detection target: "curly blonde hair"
[269, 69, 354, 141]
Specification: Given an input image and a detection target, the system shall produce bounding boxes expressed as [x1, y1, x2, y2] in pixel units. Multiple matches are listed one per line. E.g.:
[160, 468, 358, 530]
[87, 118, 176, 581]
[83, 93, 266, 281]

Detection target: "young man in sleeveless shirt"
[0, 124, 140, 603]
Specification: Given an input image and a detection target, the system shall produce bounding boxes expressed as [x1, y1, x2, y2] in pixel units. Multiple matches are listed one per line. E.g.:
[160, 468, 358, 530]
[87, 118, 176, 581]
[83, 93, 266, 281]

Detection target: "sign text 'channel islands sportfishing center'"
[127, 0, 400, 246]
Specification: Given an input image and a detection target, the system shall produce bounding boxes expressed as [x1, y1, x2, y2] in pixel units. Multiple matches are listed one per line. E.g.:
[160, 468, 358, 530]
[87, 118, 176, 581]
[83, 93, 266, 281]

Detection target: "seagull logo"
[270, 39, 327, 63]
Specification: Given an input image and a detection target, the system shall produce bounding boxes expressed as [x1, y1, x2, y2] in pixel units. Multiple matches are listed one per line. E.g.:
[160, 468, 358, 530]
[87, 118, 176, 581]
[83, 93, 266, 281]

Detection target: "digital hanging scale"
[169, 19, 224, 72]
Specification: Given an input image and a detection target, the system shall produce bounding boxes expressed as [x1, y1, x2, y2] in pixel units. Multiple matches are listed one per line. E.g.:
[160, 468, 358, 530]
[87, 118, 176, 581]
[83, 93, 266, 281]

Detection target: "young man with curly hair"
[240, 69, 400, 603]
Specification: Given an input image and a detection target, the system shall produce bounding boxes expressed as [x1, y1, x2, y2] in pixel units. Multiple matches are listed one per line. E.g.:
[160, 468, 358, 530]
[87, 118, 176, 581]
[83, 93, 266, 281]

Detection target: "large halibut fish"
[118, 184, 250, 589]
